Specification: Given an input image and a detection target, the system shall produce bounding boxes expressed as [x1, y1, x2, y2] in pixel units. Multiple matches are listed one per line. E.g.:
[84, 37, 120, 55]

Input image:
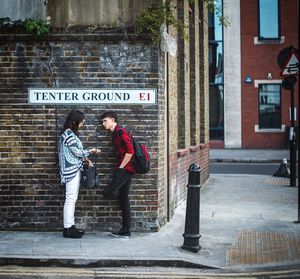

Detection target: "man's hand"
[89, 148, 101, 155]
[119, 153, 133, 169]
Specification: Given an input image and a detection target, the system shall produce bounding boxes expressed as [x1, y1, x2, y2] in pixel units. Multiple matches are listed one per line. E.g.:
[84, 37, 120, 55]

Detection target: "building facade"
[0, 0, 209, 232]
[209, 0, 298, 149]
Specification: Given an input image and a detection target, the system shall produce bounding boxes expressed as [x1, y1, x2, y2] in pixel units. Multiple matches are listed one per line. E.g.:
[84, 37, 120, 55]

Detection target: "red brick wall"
[240, 0, 298, 148]
[166, 0, 210, 219]
[168, 143, 209, 217]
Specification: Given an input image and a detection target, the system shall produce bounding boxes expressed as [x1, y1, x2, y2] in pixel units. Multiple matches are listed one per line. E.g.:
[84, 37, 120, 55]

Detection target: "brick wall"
[168, 143, 209, 217]
[0, 33, 162, 232]
[199, 0, 209, 144]
[167, 0, 210, 218]
[240, 0, 298, 148]
[190, 1, 201, 146]
[156, 47, 167, 227]
[177, 0, 190, 149]
[0, 0, 210, 231]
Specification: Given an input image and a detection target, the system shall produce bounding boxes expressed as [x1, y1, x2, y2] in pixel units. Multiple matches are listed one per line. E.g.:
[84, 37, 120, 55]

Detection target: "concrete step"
[1, 265, 300, 279]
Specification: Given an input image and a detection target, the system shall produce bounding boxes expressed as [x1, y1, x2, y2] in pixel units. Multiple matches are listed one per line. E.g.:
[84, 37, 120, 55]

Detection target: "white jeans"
[63, 171, 80, 228]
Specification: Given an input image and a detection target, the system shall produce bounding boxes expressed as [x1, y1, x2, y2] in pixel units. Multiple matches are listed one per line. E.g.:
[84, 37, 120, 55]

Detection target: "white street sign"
[28, 88, 157, 105]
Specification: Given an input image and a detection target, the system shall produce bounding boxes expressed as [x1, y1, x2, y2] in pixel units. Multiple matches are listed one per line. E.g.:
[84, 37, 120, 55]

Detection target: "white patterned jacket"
[59, 129, 90, 184]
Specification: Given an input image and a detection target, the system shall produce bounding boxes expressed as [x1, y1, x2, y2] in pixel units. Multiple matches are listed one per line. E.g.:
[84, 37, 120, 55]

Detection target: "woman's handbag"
[81, 156, 99, 189]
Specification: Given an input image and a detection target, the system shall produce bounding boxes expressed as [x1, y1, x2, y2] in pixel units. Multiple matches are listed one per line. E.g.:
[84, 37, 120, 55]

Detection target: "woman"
[59, 109, 99, 238]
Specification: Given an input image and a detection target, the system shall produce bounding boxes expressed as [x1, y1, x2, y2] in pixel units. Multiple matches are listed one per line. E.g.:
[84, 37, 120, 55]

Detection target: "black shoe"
[77, 227, 85, 235]
[109, 229, 131, 239]
[63, 225, 84, 238]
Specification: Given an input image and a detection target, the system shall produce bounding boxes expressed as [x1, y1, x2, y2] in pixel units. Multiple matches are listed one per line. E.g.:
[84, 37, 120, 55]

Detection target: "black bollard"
[182, 164, 201, 253]
[273, 158, 290, 178]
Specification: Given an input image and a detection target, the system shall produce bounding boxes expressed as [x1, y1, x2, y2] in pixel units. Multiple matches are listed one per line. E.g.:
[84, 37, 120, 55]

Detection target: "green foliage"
[0, 17, 51, 36]
[24, 18, 50, 36]
[204, 0, 230, 27]
[135, 0, 229, 44]
[135, 0, 186, 44]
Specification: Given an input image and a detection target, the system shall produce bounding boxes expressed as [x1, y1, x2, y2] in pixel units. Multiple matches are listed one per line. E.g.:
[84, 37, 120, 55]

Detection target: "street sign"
[280, 50, 299, 77]
[28, 88, 157, 105]
[277, 46, 298, 187]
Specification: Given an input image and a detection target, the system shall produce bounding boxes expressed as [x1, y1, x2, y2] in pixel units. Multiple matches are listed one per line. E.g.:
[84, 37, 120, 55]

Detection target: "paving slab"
[0, 174, 299, 271]
[210, 149, 290, 163]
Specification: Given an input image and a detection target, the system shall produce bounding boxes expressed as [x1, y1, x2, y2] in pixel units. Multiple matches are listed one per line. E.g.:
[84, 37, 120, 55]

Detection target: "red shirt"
[112, 125, 136, 174]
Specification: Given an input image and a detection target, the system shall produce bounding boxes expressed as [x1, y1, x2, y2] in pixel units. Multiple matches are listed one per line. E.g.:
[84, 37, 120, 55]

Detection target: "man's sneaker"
[63, 225, 84, 238]
[109, 229, 131, 238]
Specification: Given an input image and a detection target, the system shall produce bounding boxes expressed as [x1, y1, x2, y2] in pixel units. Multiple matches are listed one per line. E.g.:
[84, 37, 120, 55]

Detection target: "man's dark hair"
[100, 111, 117, 122]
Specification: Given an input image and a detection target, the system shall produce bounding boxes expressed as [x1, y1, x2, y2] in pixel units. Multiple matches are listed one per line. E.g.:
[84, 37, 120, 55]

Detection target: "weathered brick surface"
[189, 0, 200, 146]
[200, 1, 210, 144]
[167, 0, 210, 219]
[177, 0, 190, 149]
[0, 35, 161, 232]
[0, 0, 210, 231]
[168, 143, 209, 217]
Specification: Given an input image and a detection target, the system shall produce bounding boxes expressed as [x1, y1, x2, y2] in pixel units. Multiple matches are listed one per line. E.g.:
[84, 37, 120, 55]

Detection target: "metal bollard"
[273, 158, 290, 178]
[182, 164, 201, 253]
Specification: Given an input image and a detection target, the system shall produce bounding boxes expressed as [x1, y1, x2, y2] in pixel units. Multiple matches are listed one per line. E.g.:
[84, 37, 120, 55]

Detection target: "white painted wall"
[0, 0, 150, 27]
[0, 0, 45, 20]
[223, 0, 242, 148]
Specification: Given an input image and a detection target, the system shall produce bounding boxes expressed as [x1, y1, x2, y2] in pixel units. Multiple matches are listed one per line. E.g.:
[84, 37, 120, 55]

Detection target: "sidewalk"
[0, 173, 299, 272]
[210, 149, 290, 163]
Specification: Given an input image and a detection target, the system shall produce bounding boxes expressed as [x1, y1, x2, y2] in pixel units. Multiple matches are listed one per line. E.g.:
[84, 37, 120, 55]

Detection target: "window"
[258, 0, 280, 40]
[209, 85, 224, 139]
[209, 0, 224, 140]
[208, 1, 222, 42]
[259, 84, 281, 129]
[209, 42, 223, 84]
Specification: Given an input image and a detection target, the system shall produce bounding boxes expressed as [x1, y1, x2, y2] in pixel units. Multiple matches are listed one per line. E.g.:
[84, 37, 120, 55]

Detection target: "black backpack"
[132, 137, 150, 174]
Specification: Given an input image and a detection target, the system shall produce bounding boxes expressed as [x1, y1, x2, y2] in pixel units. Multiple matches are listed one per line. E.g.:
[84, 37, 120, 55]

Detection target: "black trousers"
[103, 169, 134, 230]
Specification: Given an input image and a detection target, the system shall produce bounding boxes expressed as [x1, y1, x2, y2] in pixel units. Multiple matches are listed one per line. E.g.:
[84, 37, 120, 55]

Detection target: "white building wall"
[0, 0, 45, 20]
[0, 0, 150, 28]
[223, 0, 242, 148]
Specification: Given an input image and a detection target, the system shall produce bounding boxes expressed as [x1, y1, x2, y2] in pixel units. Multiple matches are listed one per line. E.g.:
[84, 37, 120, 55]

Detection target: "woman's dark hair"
[63, 109, 85, 136]
[100, 111, 117, 122]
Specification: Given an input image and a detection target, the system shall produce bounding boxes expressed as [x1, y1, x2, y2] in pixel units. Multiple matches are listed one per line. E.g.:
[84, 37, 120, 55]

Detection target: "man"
[100, 111, 136, 238]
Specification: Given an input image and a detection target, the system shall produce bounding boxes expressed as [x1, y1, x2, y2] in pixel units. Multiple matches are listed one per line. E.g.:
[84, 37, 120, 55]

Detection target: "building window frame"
[257, 0, 281, 41]
[257, 83, 282, 130]
[209, 0, 224, 140]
